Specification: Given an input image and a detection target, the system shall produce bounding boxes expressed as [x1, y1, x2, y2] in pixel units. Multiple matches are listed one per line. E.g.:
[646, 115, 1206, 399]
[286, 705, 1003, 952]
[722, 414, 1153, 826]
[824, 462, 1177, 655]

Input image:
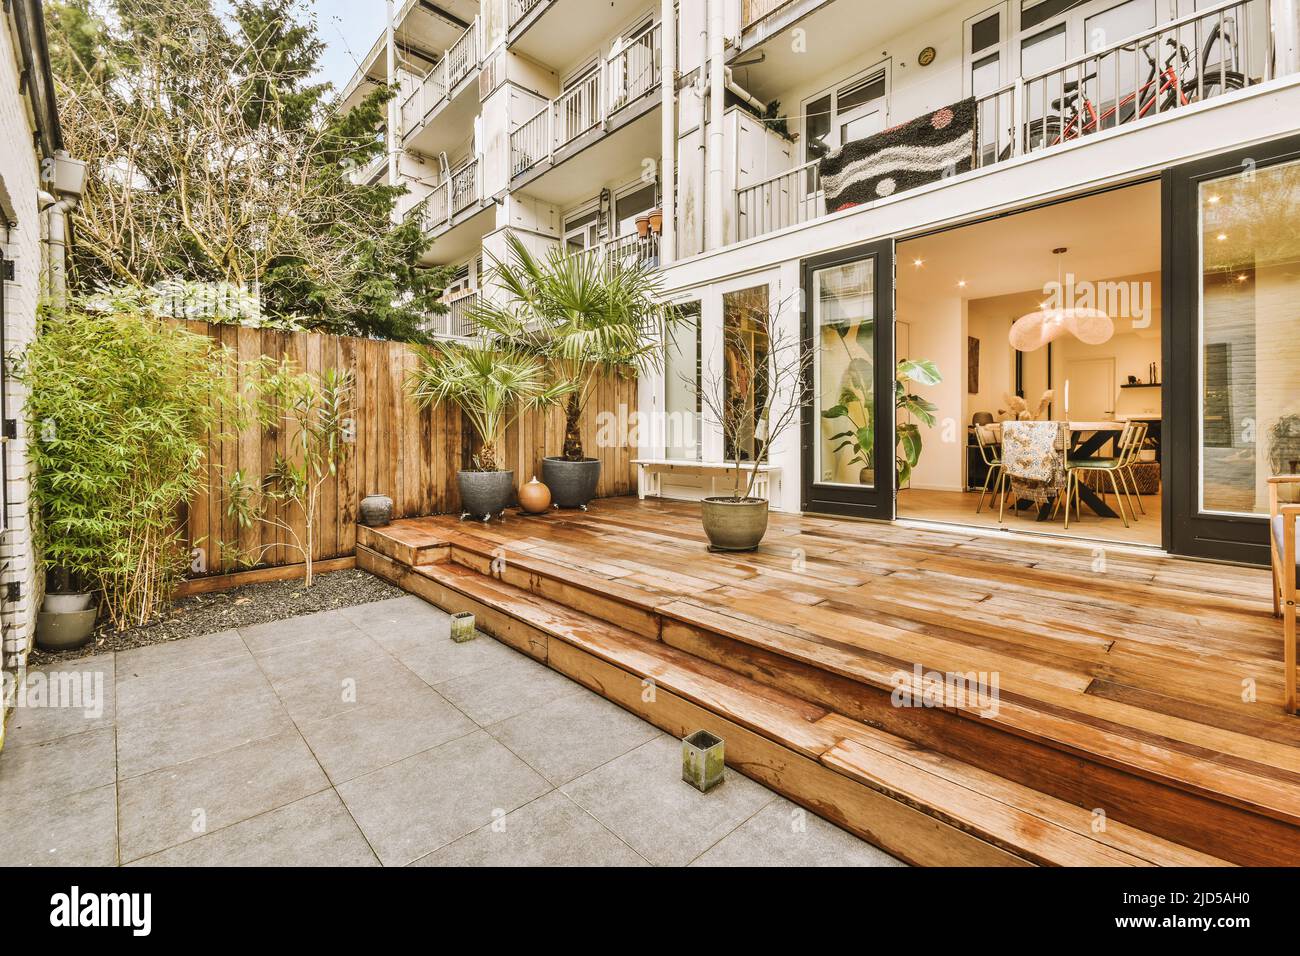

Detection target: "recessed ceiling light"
[913, 258, 924, 267]
[957, 280, 967, 288]
[1216, 233, 1228, 241]
[1207, 195, 1221, 204]
[1236, 274, 1249, 282]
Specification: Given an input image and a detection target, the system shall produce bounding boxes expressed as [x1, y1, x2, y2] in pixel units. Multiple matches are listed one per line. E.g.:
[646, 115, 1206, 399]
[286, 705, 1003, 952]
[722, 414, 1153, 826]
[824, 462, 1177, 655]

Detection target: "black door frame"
[1163, 132, 1300, 564]
[800, 239, 896, 520]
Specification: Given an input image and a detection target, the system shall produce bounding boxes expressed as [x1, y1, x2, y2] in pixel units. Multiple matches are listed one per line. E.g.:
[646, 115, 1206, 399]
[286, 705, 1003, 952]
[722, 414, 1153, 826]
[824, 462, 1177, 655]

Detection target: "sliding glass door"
[1166, 135, 1300, 562]
[801, 240, 896, 520]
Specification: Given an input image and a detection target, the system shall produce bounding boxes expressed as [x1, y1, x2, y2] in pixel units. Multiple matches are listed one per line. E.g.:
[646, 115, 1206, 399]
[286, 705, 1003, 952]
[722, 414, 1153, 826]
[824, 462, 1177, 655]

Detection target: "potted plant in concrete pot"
[36, 567, 98, 651]
[472, 233, 669, 510]
[408, 338, 573, 521]
[685, 294, 811, 552]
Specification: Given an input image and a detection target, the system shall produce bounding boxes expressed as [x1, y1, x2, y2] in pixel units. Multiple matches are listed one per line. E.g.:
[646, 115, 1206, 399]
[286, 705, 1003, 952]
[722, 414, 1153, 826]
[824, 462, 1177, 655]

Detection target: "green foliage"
[18, 293, 237, 630]
[226, 360, 352, 586]
[407, 339, 574, 472]
[821, 358, 942, 486]
[471, 233, 669, 460]
[48, 0, 450, 340]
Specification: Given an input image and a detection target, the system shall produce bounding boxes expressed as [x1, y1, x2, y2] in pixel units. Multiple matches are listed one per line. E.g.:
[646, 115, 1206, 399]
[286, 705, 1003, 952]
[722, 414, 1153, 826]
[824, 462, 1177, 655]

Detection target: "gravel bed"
[27, 568, 404, 666]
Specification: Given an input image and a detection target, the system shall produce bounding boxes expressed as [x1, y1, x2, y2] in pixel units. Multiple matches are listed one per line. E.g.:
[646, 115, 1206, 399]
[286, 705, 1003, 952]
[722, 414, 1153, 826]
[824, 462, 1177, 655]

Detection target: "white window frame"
[612, 178, 658, 238]
[964, 2, 1011, 96]
[799, 59, 892, 167]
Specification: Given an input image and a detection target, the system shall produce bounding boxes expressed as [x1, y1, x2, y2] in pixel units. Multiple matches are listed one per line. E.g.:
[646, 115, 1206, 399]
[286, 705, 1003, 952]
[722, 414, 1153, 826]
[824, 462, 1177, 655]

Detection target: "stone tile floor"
[0, 595, 904, 867]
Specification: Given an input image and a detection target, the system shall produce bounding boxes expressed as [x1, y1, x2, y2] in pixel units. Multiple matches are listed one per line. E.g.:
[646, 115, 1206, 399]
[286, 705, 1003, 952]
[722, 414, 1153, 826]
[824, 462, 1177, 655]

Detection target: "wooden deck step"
[380, 521, 1300, 865]
[358, 542, 1228, 868]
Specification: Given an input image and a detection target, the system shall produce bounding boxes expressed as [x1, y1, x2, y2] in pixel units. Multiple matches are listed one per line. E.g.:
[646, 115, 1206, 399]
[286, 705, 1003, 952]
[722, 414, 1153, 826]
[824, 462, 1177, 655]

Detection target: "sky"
[312, 0, 388, 92]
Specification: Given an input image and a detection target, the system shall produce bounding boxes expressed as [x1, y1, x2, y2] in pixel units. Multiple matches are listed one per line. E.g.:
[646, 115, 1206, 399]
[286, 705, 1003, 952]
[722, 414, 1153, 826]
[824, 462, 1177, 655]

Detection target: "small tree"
[407, 339, 573, 472]
[227, 360, 353, 587]
[688, 295, 812, 501]
[471, 233, 668, 460]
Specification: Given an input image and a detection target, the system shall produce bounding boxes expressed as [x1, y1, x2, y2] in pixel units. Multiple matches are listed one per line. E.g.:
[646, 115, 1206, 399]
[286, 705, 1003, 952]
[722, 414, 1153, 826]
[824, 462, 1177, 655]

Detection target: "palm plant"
[822, 359, 942, 486]
[407, 338, 573, 471]
[470, 232, 667, 461]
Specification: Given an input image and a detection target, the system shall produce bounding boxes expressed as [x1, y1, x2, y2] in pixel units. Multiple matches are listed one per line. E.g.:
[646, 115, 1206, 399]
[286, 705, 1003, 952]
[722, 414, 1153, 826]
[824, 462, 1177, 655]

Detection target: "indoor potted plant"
[471, 233, 669, 509]
[408, 338, 572, 521]
[822, 358, 942, 487]
[685, 295, 810, 552]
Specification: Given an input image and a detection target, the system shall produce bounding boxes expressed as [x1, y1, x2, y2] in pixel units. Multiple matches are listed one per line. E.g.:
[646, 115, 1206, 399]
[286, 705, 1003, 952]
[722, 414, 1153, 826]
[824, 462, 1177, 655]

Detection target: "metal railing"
[735, 0, 1273, 242]
[978, 0, 1268, 166]
[555, 69, 603, 148]
[736, 160, 822, 242]
[431, 291, 480, 339]
[446, 19, 480, 90]
[508, 0, 547, 29]
[608, 24, 662, 112]
[450, 159, 480, 216]
[401, 66, 447, 132]
[597, 231, 661, 273]
[507, 24, 663, 181]
[510, 104, 551, 178]
[398, 17, 480, 136]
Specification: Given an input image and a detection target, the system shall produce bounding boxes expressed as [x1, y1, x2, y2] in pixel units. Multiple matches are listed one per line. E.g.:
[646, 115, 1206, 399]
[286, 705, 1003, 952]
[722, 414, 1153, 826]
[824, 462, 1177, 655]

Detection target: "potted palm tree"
[472, 233, 667, 509]
[408, 339, 573, 521]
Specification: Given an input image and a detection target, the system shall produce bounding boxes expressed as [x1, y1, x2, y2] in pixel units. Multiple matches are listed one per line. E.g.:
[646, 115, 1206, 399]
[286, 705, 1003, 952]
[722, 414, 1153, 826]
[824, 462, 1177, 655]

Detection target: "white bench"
[632, 459, 780, 501]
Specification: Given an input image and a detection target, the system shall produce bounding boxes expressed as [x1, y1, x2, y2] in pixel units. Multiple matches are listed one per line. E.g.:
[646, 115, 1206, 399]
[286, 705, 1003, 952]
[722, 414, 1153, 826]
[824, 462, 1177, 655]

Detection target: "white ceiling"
[897, 181, 1162, 302]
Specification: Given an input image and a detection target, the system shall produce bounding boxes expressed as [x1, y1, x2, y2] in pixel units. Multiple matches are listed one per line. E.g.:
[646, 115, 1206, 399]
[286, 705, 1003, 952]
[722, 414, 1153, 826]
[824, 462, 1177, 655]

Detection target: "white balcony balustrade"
[737, 0, 1278, 243]
[507, 23, 662, 180]
[398, 17, 480, 136]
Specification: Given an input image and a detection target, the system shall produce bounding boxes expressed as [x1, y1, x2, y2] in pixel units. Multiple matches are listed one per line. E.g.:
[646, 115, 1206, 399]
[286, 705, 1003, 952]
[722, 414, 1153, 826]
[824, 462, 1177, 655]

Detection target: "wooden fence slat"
[179, 321, 637, 575]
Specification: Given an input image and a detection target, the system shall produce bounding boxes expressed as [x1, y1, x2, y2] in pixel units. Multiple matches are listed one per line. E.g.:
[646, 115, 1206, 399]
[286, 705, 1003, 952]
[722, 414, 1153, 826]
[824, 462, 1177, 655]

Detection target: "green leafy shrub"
[19, 293, 235, 630]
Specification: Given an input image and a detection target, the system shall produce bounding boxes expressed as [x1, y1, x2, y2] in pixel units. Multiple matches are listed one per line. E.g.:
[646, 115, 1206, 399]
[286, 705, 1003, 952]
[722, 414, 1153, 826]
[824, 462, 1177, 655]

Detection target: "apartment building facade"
[353, 0, 1300, 565]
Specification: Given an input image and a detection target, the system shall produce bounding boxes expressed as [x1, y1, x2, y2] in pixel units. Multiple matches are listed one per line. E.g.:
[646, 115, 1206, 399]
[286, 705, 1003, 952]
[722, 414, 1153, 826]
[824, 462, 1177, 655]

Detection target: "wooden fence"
[181, 322, 638, 575]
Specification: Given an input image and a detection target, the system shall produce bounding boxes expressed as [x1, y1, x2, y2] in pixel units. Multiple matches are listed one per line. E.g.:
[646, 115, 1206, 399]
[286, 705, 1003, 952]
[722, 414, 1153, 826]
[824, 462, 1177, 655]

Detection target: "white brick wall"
[0, 8, 46, 688]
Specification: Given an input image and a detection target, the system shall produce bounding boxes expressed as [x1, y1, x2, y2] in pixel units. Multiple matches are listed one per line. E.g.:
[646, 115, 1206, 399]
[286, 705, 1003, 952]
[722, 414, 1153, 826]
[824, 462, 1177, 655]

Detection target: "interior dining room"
[891, 182, 1163, 546]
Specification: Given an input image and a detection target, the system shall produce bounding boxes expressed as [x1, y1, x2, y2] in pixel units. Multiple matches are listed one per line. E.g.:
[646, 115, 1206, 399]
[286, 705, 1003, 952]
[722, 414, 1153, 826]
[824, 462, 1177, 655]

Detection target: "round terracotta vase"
[518, 476, 552, 514]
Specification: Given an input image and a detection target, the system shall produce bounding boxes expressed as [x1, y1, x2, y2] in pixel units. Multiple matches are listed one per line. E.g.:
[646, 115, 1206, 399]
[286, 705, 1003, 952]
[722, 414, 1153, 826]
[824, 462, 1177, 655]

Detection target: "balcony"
[400, 17, 482, 154]
[425, 290, 480, 339]
[509, 23, 661, 204]
[576, 231, 662, 275]
[735, 0, 1279, 244]
[507, 0, 658, 74]
[408, 158, 493, 263]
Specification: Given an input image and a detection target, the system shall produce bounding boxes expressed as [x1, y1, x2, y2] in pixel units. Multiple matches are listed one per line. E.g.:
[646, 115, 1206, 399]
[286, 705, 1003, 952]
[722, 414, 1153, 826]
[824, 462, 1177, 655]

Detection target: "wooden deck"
[358, 497, 1300, 866]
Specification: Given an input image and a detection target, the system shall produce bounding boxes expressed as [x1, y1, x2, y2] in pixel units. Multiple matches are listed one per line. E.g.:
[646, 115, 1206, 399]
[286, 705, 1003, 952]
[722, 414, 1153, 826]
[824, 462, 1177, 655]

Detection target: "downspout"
[723, 68, 766, 113]
[706, 0, 725, 252]
[659, 0, 676, 265]
[37, 190, 75, 307]
[385, 0, 400, 220]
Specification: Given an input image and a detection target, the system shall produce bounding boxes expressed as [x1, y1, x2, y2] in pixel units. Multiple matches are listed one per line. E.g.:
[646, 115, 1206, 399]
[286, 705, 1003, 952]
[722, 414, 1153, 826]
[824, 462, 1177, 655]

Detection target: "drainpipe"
[659, 0, 676, 265]
[37, 190, 76, 307]
[385, 0, 400, 219]
[723, 68, 766, 113]
[706, 0, 725, 252]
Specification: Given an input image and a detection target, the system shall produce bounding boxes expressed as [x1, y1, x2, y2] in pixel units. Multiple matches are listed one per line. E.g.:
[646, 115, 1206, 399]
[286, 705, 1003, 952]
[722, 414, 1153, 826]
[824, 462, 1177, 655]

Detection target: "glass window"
[664, 302, 702, 461]
[1021, 22, 1068, 76]
[837, 74, 886, 113]
[1021, 0, 1088, 31]
[614, 182, 657, 237]
[971, 11, 1001, 54]
[1085, 0, 1156, 127]
[563, 208, 599, 253]
[805, 93, 833, 162]
[722, 286, 771, 463]
[814, 260, 875, 487]
[1198, 158, 1300, 515]
[972, 51, 1002, 97]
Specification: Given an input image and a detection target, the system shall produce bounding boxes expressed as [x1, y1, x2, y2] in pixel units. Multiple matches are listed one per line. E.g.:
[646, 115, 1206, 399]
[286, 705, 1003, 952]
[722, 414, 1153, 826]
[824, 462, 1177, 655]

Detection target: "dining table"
[1034, 420, 1127, 521]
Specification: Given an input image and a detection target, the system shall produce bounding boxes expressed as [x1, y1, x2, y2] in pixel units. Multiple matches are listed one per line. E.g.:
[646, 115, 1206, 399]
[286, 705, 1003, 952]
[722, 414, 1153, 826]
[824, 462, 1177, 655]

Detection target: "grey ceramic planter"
[542, 457, 601, 509]
[700, 497, 769, 552]
[458, 470, 515, 522]
[36, 609, 97, 651]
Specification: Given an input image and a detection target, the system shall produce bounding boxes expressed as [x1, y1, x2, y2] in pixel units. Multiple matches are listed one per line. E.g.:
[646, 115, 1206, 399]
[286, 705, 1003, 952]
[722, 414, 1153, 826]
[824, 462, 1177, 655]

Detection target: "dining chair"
[973, 423, 1004, 514]
[999, 421, 1069, 526]
[1064, 420, 1143, 529]
[1268, 476, 1299, 713]
[1116, 420, 1149, 517]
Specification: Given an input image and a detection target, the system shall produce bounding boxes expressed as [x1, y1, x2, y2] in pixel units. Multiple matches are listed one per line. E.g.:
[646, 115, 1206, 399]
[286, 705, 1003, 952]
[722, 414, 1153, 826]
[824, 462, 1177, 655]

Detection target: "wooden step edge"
[815, 714, 1233, 868]
[374, 548, 1196, 867]
[357, 524, 451, 567]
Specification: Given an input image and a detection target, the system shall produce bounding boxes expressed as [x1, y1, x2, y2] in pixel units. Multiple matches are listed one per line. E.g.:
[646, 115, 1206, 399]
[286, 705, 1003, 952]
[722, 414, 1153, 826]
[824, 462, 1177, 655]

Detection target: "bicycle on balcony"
[1018, 18, 1246, 154]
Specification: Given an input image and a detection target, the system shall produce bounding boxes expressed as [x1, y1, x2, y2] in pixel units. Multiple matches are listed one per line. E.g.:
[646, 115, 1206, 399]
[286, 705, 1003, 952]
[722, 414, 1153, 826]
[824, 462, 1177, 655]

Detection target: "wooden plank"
[176, 556, 357, 596]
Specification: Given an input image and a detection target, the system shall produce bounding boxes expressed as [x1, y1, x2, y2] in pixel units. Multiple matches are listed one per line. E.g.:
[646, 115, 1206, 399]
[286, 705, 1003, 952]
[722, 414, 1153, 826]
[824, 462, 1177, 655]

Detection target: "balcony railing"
[408, 159, 481, 236]
[742, 0, 789, 28]
[450, 158, 481, 216]
[735, 0, 1273, 243]
[508, 0, 547, 29]
[428, 291, 480, 339]
[508, 24, 662, 180]
[398, 17, 480, 136]
[574, 232, 661, 275]
[736, 160, 822, 243]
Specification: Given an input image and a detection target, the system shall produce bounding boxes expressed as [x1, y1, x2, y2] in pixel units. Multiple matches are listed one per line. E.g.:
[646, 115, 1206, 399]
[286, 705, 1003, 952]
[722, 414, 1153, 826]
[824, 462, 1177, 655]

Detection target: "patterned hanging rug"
[820, 97, 977, 212]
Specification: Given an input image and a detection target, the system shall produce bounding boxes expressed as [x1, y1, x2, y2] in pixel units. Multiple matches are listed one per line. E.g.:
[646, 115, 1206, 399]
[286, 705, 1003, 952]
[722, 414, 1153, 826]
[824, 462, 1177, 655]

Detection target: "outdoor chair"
[1269, 475, 1300, 714]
